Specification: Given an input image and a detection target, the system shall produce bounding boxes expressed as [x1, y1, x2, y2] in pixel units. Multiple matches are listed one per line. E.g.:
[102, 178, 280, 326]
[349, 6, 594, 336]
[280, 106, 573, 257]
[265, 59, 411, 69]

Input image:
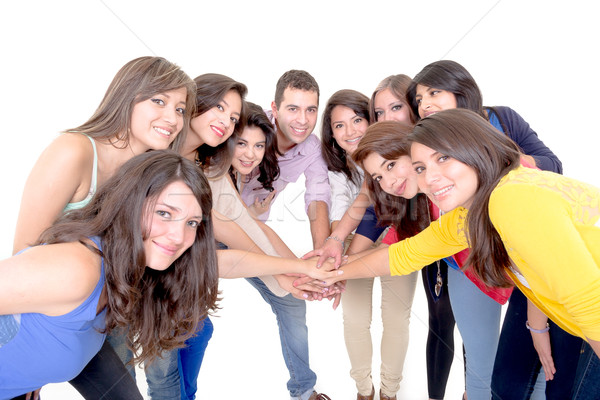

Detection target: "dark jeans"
[423, 260, 457, 400]
[491, 289, 582, 400]
[572, 342, 600, 400]
[69, 339, 143, 400]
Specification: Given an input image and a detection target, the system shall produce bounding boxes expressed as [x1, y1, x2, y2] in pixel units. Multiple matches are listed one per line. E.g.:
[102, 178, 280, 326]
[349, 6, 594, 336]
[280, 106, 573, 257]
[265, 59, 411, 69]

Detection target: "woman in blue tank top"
[0, 150, 220, 399]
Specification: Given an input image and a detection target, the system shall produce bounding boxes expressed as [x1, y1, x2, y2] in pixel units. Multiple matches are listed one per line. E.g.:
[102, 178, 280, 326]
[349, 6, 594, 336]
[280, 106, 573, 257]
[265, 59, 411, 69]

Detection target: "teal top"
[63, 134, 98, 212]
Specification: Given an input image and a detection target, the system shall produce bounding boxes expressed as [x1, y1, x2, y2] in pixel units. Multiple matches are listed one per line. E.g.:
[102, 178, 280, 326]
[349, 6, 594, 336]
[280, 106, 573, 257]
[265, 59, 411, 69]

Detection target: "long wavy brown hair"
[65, 56, 196, 153]
[193, 73, 248, 178]
[229, 101, 280, 192]
[409, 109, 521, 287]
[37, 150, 219, 363]
[353, 121, 429, 239]
[321, 89, 370, 186]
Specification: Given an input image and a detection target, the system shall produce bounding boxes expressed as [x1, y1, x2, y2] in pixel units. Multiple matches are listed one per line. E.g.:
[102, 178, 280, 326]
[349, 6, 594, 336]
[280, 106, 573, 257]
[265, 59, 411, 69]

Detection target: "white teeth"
[433, 186, 453, 196]
[154, 127, 171, 136]
[346, 136, 362, 143]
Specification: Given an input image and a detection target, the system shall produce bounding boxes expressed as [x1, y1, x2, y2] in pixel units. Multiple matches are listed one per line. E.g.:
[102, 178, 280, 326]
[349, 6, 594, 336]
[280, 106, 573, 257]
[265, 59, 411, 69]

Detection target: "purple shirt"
[241, 112, 330, 221]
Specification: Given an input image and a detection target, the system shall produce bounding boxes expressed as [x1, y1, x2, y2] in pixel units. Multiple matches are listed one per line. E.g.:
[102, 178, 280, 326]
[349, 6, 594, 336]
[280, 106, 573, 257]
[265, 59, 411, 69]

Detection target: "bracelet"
[526, 321, 550, 333]
[325, 235, 344, 247]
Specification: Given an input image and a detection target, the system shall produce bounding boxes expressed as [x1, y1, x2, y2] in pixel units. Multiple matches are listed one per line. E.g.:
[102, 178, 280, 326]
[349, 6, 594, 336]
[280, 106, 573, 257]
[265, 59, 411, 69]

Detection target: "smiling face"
[362, 152, 419, 199]
[271, 88, 318, 152]
[129, 87, 188, 152]
[373, 88, 412, 123]
[231, 126, 266, 176]
[411, 142, 478, 212]
[143, 180, 202, 271]
[414, 84, 458, 118]
[330, 105, 369, 155]
[189, 89, 242, 148]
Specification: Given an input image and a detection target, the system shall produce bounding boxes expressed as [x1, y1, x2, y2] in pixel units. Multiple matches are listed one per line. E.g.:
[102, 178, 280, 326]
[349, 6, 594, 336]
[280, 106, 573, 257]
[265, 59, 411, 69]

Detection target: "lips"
[345, 135, 362, 144]
[431, 185, 454, 199]
[238, 160, 255, 168]
[423, 111, 438, 118]
[211, 125, 225, 138]
[394, 180, 407, 196]
[290, 126, 308, 136]
[153, 126, 172, 138]
[153, 240, 178, 256]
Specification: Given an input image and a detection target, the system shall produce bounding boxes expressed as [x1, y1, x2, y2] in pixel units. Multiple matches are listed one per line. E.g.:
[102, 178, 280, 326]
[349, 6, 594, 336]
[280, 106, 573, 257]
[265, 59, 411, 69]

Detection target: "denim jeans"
[178, 318, 214, 400]
[109, 328, 182, 400]
[246, 277, 316, 397]
[571, 341, 600, 399]
[447, 266, 501, 400]
[491, 289, 582, 400]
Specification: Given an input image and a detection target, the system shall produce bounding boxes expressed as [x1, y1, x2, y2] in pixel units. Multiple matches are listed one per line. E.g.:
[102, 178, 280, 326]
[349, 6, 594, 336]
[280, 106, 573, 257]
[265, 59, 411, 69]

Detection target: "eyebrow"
[158, 92, 187, 106]
[159, 202, 202, 219]
[412, 151, 439, 165]
[221, 99, 241, 117]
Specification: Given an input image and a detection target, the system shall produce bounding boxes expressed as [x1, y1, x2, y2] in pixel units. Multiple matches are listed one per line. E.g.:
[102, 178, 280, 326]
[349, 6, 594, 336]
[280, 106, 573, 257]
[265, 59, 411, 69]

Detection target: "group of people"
[0, 56, 598, 400]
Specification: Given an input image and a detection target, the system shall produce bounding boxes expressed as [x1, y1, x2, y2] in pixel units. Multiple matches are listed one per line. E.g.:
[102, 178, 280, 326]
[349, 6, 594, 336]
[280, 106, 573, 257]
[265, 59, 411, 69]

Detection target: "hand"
[531, 331, 556, 380]
[248, 190, 276, 217]
[274, 274, 321, 301]
[301, 257, 343, 282]
[302, 236, 345, 268]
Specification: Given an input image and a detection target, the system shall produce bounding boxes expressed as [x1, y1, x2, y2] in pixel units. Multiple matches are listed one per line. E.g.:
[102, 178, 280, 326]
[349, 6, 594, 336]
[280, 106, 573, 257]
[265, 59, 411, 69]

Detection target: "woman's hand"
[247, 190, 276, 218]
[530, 330, 556, 380]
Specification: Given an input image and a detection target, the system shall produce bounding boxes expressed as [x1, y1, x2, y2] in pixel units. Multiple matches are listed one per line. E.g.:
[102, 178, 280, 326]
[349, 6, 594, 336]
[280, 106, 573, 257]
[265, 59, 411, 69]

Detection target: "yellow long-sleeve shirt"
[389, 166, 600, 340]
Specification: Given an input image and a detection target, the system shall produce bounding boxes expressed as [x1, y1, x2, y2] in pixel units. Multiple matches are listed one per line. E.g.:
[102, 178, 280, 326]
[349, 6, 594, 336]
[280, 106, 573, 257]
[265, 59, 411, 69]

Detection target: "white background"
[1, 1, 598, 399]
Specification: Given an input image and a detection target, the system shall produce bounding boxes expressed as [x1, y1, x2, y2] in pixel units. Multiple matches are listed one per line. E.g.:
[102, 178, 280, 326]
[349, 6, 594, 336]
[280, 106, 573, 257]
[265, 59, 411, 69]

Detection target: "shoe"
[379, 389, 397, 400]
[356, 386, 374, 400]
[308, 392, 331, 400]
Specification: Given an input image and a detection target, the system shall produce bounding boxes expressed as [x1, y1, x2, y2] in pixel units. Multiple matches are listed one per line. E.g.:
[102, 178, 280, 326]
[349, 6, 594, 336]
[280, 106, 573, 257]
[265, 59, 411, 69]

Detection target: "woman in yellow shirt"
[323, 108, 600, 397]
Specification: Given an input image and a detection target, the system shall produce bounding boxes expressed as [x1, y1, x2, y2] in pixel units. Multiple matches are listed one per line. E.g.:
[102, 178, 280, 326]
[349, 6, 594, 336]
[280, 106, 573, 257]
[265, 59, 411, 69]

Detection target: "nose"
[166, 221, 185, 244]
[380, 112, 392, 122]
[244, 144, 255, 159]
[382, 173, 397, 191]
[423, 165, 440, 185]
[297, 110, 308, 124]
[163, 105, 178, 125]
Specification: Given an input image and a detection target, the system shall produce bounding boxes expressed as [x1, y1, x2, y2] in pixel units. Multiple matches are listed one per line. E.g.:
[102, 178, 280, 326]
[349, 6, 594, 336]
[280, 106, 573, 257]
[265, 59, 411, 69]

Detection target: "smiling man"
[241, 70, 331, 400]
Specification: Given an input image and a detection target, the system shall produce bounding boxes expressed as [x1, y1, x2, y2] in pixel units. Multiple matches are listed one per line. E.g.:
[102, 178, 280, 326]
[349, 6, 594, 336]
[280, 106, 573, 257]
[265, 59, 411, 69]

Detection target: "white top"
[328, 166, 363, 223]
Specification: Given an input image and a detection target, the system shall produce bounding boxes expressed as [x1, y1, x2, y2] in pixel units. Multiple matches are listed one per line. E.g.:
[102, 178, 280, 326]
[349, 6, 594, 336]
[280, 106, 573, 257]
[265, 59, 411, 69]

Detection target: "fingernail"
[303, 293, 308, 299]
[338, 270, 344, 275]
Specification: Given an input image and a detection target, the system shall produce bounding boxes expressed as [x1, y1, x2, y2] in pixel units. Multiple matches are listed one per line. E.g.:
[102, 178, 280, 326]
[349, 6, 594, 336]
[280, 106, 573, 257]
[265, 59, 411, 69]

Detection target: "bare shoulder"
[43, 133, 95, 168]
[0, 241, 102, 316]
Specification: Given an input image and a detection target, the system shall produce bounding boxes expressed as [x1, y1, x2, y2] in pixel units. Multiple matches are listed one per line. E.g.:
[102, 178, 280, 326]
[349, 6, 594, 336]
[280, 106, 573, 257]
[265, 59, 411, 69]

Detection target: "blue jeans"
[492, 289, 582, 400]
[109, 321, 213, 400]
[572, 342, 600, 399]
[246, 277, 316, 398]
[448, 267, 501, 400]
[178, 318, 214, 400]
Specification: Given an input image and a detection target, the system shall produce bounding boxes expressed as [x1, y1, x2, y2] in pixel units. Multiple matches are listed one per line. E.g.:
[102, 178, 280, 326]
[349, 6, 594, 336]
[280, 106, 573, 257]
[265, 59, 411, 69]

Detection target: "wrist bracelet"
[526, 321, 550, 333]
[325, 235, 344, 247]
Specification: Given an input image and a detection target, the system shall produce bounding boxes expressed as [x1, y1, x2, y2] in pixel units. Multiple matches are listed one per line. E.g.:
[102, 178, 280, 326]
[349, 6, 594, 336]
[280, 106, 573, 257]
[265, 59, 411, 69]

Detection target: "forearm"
[329, 192, 370, 240]
[338, 245, 391, 280]
[527, 298, 549, 329]
[217, 250, 306, 279]
[308, 201, 330, 249]
[212, 211, 263, 255]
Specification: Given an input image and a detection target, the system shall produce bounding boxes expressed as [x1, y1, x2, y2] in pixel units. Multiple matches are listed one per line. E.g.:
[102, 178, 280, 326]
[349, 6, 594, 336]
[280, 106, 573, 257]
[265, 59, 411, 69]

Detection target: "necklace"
[427, 202, 443, 297]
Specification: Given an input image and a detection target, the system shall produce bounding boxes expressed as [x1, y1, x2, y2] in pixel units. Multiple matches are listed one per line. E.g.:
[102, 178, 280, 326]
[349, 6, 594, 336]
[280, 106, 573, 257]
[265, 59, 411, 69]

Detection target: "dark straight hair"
[409, 108, 521, 287]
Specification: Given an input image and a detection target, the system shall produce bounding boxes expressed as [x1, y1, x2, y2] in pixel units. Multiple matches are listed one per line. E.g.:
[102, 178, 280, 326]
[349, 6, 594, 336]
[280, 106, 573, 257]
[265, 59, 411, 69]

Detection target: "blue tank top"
[0, 236, 106, 398]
